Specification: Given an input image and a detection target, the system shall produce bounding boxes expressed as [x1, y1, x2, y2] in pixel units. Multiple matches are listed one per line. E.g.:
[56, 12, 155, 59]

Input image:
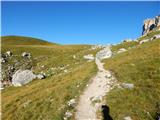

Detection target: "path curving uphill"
[75, 46, 116, 120]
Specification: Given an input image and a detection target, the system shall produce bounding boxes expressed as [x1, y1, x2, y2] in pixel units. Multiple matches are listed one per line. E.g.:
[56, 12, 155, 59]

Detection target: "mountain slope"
[1, 35, 100, 120]
[103, 30, 160, 119]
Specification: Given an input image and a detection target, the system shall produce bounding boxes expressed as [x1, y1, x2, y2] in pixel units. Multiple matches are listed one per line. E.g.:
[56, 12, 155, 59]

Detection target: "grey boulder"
[12, 70, 36, 86]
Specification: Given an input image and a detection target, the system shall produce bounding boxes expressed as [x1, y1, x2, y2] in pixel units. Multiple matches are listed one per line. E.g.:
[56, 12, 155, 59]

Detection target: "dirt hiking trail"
[75, 48, 115, 120]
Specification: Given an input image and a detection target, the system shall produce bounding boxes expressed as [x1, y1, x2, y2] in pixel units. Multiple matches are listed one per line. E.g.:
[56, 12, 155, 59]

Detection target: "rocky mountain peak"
[142, 15, 160, 35]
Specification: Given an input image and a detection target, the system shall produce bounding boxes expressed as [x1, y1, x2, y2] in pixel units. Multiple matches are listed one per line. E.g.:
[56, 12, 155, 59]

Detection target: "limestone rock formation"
[142, 15, 160, 35]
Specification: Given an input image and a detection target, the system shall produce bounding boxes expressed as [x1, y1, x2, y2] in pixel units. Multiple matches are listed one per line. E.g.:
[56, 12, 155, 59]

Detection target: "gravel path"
[75, 48, 115, 120]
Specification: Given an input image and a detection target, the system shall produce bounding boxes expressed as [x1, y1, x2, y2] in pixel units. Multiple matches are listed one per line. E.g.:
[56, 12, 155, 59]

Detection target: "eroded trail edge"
[75, 47, 116, 120]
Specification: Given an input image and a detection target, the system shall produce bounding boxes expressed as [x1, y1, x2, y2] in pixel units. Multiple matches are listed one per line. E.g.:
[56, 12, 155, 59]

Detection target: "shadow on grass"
[101, 105, 113, 120]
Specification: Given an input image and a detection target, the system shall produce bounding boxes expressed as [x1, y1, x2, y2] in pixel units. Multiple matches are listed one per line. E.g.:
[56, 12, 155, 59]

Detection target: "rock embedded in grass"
[73, 55, 76, 59]
[21, 52, 31, 58]
[83, 54, 94, 60]
[121, 83, 134, 89]
[123, 116, 132, 120]
[152, 34, 160, 40]
[12, 70, 36, 86]
[6, 51, 12, 57]
[0, 57, 7, 63]
[64, 111, 73, 119]
[139, 39, 150, 44]
[117, 48, 127, 53]
[67, 99, 76, 107]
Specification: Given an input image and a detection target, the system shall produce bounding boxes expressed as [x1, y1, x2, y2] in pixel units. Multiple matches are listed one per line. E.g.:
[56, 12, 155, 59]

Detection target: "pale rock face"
[83, 54, 94, 60]
[142, 15, 160, 35]
[12, 70, 36, 86]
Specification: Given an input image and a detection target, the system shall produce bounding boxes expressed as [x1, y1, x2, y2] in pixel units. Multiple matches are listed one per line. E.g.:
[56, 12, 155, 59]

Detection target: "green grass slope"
[1, 36, 56, 45]
[1, 36, 100, 120]
[103, 31, 160, 120]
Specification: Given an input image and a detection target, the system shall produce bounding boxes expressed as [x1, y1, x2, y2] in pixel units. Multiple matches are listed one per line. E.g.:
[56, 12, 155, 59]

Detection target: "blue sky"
[1, 1, 160, 44]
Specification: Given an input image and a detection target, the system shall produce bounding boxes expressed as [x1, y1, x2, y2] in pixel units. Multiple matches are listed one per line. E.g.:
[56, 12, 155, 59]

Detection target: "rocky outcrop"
[142, 15, 160, 35]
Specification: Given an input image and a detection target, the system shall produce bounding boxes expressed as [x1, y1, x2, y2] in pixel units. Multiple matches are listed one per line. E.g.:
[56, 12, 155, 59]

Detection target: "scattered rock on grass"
[0, 58, 7, 63]
[64, 111, 73, 120]
[67, 99, 76, 107]
[73, 55, 76, 59]
[124, 116, 132, 120]
[83, 54, 94, 60]
[121, 83, 134, 89]
[117, 48, 127, 53]
[152, 34, 160, 40]
[64, 69, 68, 73]
[6, 51, 12, 57]
[139, 39, 150, 44]
[22, 52, 31, 58]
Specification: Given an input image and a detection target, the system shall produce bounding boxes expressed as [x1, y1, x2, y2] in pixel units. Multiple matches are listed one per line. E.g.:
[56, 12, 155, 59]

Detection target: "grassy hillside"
[1, 36, 56, 45]
[103, 31, 160, 120]
[111, 30, 160, 52]
[1, 36, 99, 120]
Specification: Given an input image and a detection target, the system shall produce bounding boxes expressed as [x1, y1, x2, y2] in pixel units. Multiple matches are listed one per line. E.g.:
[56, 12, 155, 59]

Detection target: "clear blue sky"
[1, 1, 160, 44]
